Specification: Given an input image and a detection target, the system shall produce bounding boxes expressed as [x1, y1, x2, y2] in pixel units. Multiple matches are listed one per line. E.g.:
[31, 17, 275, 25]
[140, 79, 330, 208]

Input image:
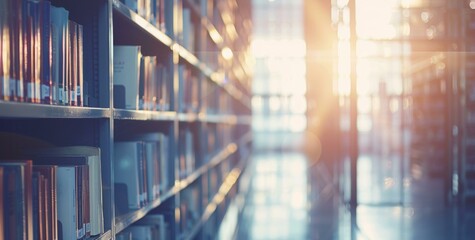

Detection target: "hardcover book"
[114, 45, 142, 110]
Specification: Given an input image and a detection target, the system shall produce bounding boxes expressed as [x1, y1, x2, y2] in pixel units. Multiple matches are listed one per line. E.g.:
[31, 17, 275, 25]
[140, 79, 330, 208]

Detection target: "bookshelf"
[0, 0, 252, 239]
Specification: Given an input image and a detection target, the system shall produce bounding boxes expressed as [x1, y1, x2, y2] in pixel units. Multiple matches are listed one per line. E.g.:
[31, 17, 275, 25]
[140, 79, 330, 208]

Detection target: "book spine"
[76, 166, 84, 239]
[32, 172, 40, 240]
[138, 56, 145, 110]
[137, 142, 146, 207]
[40, 1, 52, 104]
[42, 177, 50, 240]
[62, 16, 70, 105]
[77, 24, 83, 107]
[56, 166, 77, 240]
[68, 20, 77, 106]
[83, 165, 90, 237]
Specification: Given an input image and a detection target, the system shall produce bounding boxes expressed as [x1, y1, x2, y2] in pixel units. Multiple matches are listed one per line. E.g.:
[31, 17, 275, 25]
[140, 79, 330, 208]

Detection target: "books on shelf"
[119, 0, 167, 33]
[114, 133, 169, 216]
[114, 45, 170, 111]
[132, 132, 169, 194]
[0, 146, 105, 240]
[117, 214, 170, 240]
[178, 64, 199, 113]
[114, 141, 145, 211]
[26, 146, 105, 237]
[181, 7, 196, 52]
[179, 128, 196, 179]
[141, 56, 170, 111]
[0, 0, 85, 106]
[179, 185, 200, 237]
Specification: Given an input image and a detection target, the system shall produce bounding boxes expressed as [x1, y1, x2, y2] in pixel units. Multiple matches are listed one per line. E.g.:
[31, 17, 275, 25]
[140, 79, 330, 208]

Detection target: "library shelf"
[0, 101, 111, 119]
[112, 0, 173, 50]
[183, 0, 201, 17]
[175, 45, 252, 110]
[113, 109, 176, 121]
[177, 142, 239, 191]
[198, 114, 238, 124]
[178, 113, 250, 125]
[0, 0, 252, 238]
[94, 230, 113, 240]
[114, 188, 176, 235]
[177, 113, 199, 122]
[184, 152, 250, 240]
[114, 132, 251, 235]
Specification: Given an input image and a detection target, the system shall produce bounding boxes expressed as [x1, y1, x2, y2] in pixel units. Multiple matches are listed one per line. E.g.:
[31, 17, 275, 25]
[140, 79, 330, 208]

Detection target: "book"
[77, 24, 83, 107]
[69, 20, 77, 106]
[113, 46, 142, 110]
[56, 165, 78, 240]
[144, 142, 160, 201]
[25, 146, 104, 236]
[129, 132, 169, 193]
[135, 214, 167, 240]
[23, 0, 34, 103]
[182, 8, 194, 52]
[50, 6, 69, 105]
[27, 0, 41, 104]
[129, 225, 153, 240]
[0, 160, 34, 240]
[9, 0, 24, 102]
[33, 165, 58, 240]
[114, 141, 143, 210]
[121, 0, 138, 12]
[40, 0, 52, 104]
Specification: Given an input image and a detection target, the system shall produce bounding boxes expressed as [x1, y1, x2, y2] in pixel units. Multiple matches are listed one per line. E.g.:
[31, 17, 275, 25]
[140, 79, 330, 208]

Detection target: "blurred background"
[238, 0, 475, 239]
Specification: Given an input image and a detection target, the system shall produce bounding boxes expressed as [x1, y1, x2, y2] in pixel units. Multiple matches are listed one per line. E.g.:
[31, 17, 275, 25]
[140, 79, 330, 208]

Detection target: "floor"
[236, 151, 475, 240]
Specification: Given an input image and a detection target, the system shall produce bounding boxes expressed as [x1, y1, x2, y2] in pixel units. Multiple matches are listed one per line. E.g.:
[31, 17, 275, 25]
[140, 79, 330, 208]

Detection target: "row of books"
[116, 214, 170, 240]
[0, 146, 104, 240]
[180, 7, 197, 53]
[114, 133, 169, 216]
[178, 64, 200, 113]
[179, 185, 200, 238]
[120, 0, 167, 33]
[203, 80, 233, 114]
[113, 45, 170, 111]
[179, 129, 196, 179]
[0, 0, 85, 106]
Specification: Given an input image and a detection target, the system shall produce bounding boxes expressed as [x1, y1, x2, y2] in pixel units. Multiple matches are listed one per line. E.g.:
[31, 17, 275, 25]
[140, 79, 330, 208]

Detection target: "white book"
[114, 141, 142, 209]
[56, 166, 78, 240]
[114, 45, 141, 110]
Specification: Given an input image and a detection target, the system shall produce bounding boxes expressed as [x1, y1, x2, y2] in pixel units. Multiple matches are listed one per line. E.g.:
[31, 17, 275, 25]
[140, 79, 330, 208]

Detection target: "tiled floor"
[237, 151, 475, 240]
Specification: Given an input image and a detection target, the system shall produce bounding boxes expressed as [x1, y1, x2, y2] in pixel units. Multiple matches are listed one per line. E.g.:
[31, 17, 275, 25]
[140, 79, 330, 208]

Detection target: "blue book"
[50, 6, 68, 105]
[40, 0, 52, 104]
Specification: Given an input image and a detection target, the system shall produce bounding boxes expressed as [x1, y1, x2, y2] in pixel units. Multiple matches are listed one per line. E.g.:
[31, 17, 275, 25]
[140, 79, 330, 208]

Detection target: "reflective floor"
[236, 151, 475, 240]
